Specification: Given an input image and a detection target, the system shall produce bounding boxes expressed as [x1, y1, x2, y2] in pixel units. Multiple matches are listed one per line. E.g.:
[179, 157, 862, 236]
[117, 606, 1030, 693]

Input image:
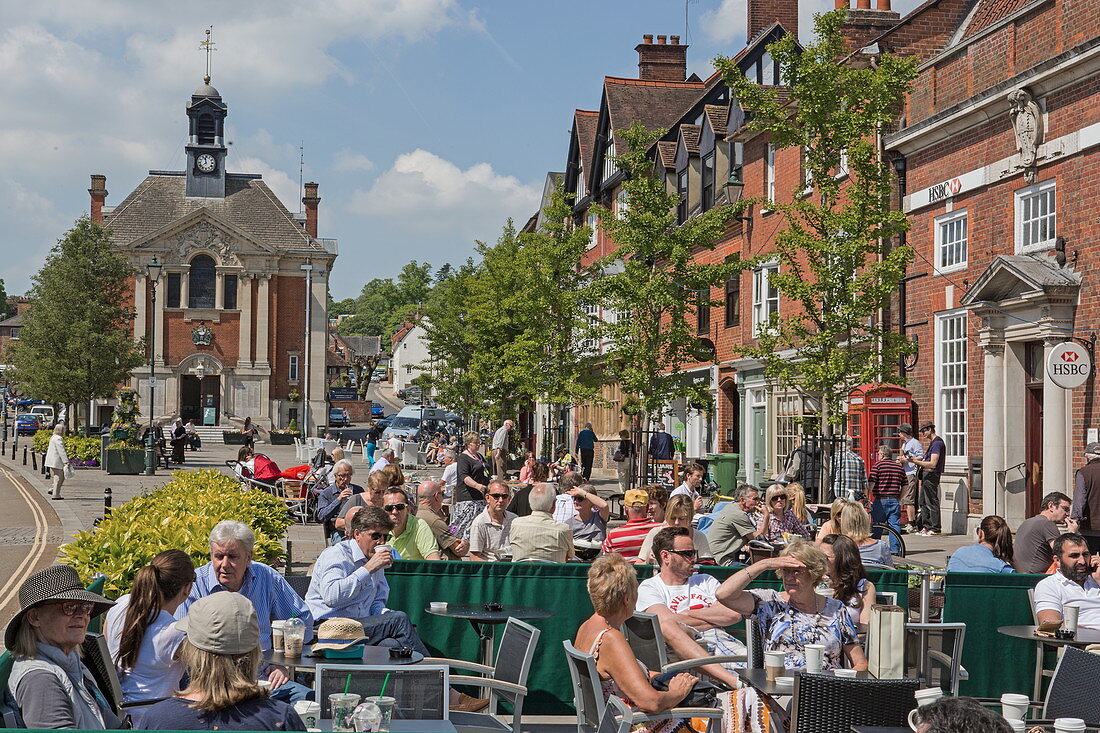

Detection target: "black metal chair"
[284, 574, 312, 599]
[903, 622, 967, 696]
[746, 615, 765, 669]
[788, 673, 921, 733]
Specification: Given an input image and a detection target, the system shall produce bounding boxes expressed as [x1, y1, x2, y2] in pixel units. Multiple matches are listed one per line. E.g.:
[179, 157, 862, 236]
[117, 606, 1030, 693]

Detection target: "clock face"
[196, 154, 217, 173]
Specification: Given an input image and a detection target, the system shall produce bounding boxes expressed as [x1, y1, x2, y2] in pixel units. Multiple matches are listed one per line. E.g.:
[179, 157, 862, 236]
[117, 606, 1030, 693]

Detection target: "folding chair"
[621, 612, 746, 677]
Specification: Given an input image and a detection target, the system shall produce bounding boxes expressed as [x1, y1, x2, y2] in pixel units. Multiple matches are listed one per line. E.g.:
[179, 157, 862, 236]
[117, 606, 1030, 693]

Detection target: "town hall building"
[88, 75, 335, 433]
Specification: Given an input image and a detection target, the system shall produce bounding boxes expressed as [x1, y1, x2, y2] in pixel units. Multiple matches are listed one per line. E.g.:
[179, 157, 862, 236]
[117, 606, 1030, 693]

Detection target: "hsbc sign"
[1047, 342, 1093, 389]
[927, 177, 963, 205]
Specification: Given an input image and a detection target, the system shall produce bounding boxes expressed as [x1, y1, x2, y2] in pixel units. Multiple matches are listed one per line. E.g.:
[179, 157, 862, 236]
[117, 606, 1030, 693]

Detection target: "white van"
[29, 405, 55, 426]
[381, 406, 449, 441]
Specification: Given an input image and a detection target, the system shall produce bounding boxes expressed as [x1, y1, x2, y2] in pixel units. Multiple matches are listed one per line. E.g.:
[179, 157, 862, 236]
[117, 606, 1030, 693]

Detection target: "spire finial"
[199, 26, 216, 84]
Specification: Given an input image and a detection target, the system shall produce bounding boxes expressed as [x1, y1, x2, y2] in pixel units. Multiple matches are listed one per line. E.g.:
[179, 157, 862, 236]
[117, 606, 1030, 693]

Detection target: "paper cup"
[429, 601, 447, 611]
[833, 668, 858, 678]
[1005, 720, 1026, 732]
[271, 620, 286, 653]
[1000, 693, 1030, 721]
[1054, 718, 1087, 733]
[1064, 603, 1080, 632]
[294, 700, 321, 729]
[764, 650, 786, 681]
[804, 644, 825, 674]
[258, 680, 272, 691]
[915, 687, 944, 706]
[773, 676, 794, 693]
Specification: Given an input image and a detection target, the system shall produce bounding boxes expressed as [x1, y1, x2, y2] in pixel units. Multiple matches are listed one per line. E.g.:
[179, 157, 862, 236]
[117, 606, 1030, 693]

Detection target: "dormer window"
[196, 114, 216, 144]
[677, 169, 689, 224]
[702, 153, 715, 212]
[602, 140, 616, 184]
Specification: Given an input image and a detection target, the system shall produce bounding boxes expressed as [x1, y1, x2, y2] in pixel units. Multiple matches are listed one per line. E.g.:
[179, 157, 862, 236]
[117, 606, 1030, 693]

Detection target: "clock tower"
[184, 76, 228, 198]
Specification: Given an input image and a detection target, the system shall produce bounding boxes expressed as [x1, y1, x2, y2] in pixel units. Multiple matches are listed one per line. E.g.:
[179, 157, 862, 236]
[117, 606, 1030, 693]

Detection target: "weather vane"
[199, 26, 216, 84]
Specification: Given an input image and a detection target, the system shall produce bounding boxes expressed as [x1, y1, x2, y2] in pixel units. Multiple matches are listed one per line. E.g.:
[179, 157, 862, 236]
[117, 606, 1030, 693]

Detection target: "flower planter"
[105, 448, 145, 475]
[223, 432, 249, 445]
[269, 432, 301, 445]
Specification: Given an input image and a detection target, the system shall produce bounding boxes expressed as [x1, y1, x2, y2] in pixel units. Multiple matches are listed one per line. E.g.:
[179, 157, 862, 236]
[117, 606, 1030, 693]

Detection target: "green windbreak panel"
[942, 572, 1043, 698]
[385, 561, 912, 714]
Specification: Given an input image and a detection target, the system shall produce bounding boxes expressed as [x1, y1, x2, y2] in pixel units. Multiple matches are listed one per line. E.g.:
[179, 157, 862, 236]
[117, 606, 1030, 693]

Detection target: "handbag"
[650, 670, 720, 707]
[867, 604, 906, 679]
[612, 450, 626, 463]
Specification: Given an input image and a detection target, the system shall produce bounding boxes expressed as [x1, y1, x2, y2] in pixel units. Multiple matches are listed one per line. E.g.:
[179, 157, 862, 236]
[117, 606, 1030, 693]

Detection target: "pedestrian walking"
[907, 422, 945, 535]
[648, 422, 674, 461]
[170, 418, 187, 464]
[44, 424, 68, 500]
[868, 443, 905, 553]
[491, 419, 513, 480]
[614, 429, 635, 493]
[576, 422, 597, 480]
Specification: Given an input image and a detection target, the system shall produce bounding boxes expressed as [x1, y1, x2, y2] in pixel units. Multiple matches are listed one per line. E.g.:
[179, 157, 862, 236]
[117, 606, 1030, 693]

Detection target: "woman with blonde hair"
[637, 495, 714, 564]
[44, 423, 69, 500]
[835, 500, 894, 567]
[757, 485, 811, 543]
[140, 593, 304, 730]
[785, 482, 809, 525]
[814, 498, 848, 542]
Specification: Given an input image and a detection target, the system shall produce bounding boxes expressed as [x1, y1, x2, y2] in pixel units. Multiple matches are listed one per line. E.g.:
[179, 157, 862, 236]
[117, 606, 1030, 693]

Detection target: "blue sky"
[0, 0, 917, 301]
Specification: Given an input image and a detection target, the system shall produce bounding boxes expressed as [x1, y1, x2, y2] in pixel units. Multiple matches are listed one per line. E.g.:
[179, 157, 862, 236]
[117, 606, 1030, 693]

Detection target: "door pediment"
[960, 254, 1079, 306]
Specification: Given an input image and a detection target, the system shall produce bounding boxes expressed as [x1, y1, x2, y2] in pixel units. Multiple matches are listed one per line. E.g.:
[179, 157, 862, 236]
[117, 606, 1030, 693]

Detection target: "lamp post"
[144, 256, 162, 476]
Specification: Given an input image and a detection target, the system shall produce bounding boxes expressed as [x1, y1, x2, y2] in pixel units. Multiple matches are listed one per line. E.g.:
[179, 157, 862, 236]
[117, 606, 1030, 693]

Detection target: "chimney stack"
[303, 182, 320, 238]
[635, 34, 688, 82]
[747, 0, 798, 43]
[89, 174, 108, 223]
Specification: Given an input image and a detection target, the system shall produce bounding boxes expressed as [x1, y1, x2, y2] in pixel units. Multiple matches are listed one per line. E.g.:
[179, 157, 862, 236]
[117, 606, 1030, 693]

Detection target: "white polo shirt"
[1033, 571, 1100, 627]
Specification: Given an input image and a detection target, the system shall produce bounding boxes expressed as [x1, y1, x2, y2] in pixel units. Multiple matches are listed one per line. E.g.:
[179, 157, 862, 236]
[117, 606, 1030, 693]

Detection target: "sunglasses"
[488, 493, 510, 499]
[771, 496, 788, 502]
[572, 496, 587, 503]
[364, 531, 386, 541]
[666, 549, 698, 558]
[49, 601, 95, 617]
[383, 503, 407, 513]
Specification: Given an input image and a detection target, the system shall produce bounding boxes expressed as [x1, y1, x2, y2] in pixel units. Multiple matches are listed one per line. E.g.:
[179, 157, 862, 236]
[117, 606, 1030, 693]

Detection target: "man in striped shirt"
[602, 488, 661, 563]
[869, 443, 906, 553]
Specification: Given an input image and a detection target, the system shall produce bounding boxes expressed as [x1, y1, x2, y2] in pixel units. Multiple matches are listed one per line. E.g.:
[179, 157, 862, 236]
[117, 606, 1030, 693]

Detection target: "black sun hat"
[5, 565, 114, 649]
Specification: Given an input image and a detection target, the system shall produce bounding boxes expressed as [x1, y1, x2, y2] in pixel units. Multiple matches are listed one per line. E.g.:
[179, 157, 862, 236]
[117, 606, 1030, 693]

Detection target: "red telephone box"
[847, 384, 914, 470]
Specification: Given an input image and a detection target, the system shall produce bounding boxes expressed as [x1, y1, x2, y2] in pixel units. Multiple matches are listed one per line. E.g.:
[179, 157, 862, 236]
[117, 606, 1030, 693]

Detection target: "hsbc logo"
[928, 177, 963, 204]
[1048, 343, 1093, 388]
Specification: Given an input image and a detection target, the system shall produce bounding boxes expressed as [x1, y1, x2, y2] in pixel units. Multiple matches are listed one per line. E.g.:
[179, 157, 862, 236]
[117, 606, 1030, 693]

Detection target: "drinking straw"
[344, 674, 352, 694]
[379, 673, 392, 697]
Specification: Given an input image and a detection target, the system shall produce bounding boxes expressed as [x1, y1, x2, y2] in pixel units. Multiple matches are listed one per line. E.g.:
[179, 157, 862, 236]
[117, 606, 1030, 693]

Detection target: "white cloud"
[349, 150, 540, 238]
[234, 156, 301, 211]
[700, 0, 746, 44]
[332, 148, 375, 172]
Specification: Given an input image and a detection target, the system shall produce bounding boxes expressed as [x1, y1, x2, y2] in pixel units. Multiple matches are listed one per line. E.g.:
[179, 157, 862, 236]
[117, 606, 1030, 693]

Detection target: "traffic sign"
[1047, 341, 1092, 389]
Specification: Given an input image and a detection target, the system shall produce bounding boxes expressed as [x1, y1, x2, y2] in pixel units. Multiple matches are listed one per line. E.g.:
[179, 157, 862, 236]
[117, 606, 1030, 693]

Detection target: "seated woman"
[232, 445, 256, 480]
[757, 485, 811, 544]
[6, 565, 123, 729]
[574, 554, 709, 733]
[814, 498, 847, 543]
[947, 515, 1016, 573]
[140, 593, 305, 731]
[835, 501, 894, 568]
[785, 482, 810, 527]
[637, 495, 714, 564]
[716, 540, 868, 672]
[105, 550, 194, 728]
[819, 534, 877, 626]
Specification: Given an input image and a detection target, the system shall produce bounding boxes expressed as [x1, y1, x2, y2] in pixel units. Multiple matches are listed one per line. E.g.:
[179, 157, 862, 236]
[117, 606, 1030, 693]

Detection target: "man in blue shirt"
[907, 422, 946, 536]
[315, 459, 363, 542]
[178, 520, 313, 702]
[897, 424, 923, 533]
[576, 422, 598, 480]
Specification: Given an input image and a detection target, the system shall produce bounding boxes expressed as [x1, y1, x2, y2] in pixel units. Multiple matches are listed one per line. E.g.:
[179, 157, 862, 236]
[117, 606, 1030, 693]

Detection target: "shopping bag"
[867, 604, 906, 679]
[64, 464, 75, 480]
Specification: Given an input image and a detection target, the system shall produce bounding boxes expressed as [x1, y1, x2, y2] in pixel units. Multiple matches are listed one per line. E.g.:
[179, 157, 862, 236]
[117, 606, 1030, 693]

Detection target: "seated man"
[370, 448, 395, 475]
[602, 488, 661, 563]
[566, 483, 610, 544]
[414, 480, 468, 560]
[315, 459, 363, 541]
[1034, 532, 1100, 626]
[470, 480, 517, 561]
[706, 484, 762, 566]
[335, 470, 389, 535]
[509, 483, 573, 562]
[1016, 492, 1076, 573]
[178, 520, 313, 702]
[382, 487, 442, 561]
[305, 506, 487, 712]
[636, 526, 745, 690]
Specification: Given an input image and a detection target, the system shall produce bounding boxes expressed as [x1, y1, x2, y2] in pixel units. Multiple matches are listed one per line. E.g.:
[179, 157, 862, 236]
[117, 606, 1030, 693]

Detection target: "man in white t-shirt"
[670, 462, 706, 512]
[1034, 532, 1100, 627]
[636, 526, 744, 690]
[439, 450, 458, 502]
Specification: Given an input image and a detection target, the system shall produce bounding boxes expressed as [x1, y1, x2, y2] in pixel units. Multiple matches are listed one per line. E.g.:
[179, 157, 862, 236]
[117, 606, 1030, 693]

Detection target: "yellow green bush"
[60, 469, 292, 599]
[32, 430, 103, 462]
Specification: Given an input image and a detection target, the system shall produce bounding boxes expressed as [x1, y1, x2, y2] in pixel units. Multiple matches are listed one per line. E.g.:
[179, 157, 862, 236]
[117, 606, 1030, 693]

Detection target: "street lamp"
[144, 255, 162, 476]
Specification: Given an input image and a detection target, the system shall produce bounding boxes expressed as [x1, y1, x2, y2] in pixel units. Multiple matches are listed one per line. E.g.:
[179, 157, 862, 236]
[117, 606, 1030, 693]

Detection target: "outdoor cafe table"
[317, 719, 457, 732]
[997, 625, 1100, 699]
[736, 668, 876, 731]
[424, 602, 553, 669]
[266, 643, 425, 673]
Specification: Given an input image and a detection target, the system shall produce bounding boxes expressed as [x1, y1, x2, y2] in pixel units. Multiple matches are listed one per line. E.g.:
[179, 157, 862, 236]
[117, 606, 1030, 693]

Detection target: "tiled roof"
[574, 110, 599, 175]
[656, 142, 678, 169]
[327, 347, 351, 368]
[104, 173, 321, 251]
[0, 313, 24, 328]
[604, 76, 707, 150]
[704, 105, 729, 137]
[961, 0, 1032, 39]
[680, 124, 701, 154]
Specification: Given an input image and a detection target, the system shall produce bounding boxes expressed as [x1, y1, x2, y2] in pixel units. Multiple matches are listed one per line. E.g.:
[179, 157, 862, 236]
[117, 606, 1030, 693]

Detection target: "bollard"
[22, 446, 27, 466]
[11, 440, 16, 460]
[41, 455, 47, 476]
[31, 450, 36, 471]
[103, 487, 112, 518]
[285, 539, 293, 576]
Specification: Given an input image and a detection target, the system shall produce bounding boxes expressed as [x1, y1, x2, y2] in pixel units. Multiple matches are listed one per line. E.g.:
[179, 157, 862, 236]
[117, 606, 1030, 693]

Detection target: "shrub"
[60, 469, 293, 599]
[33, 431, 103, 462]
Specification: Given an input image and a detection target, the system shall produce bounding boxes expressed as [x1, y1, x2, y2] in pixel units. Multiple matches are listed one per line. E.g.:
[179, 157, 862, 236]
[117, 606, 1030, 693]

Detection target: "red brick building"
[89, 77, 336, 432]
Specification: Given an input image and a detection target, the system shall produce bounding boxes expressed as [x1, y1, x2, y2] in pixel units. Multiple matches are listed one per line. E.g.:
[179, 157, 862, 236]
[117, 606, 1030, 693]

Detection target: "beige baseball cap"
[175, 592, 261, 655]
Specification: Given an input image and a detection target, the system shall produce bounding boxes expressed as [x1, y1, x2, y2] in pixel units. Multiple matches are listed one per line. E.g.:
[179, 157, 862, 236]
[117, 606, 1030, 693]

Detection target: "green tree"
[588, 123, 739, 423]
[337, 261, 434, 339]
[10, 217, 144, 426]
[715, 10, 918, 428]
[0, 279, 14, 320]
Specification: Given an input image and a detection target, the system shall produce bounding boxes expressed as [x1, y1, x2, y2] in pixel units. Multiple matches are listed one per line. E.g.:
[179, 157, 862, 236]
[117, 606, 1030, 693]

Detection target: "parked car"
[28, 405, 56, 426]
[375, 413, 397, 432]
[370, 402, 385, 418]
[327, 407, 351, 427]
[15, 413, 41, 436]
[396, 389, 406, 400]
[382, 405, 449, 441]
[372, 369, 386, 382]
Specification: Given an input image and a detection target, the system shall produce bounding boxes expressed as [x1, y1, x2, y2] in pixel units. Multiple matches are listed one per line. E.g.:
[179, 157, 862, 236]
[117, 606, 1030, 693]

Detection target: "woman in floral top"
[756, 485, 811, 543]
[716, 540, 867, 671]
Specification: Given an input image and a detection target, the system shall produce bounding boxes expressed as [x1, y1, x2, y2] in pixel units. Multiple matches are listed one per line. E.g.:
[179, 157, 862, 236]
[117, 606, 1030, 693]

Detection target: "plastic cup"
[1064, 603, 1080, 632]
[329, 693, 361, 733]
[283, 625, 306, 658]
[271, 621, 286, 653]
[764, 650, 786, 681]
[1000, 693, 1030, 720]
[365, 696, 396, 732]
[804, 644, 825, 674]
[352, 701, 382, 732]
[294, 700, 321, 729]
[1054, 718, 1087, 733]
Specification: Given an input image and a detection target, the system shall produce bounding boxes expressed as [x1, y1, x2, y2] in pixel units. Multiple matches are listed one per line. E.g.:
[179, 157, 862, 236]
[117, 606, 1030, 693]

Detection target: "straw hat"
[5, 565, 114, 649]
[311, 618, 368, 651]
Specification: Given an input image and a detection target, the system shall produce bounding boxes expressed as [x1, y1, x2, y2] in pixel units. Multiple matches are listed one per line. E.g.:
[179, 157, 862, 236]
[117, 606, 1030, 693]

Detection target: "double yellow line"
[0, 464, 49, 613]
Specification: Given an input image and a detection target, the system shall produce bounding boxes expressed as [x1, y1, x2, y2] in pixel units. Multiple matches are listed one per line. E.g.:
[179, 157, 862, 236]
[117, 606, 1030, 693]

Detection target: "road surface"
[0, 459, 62, 635]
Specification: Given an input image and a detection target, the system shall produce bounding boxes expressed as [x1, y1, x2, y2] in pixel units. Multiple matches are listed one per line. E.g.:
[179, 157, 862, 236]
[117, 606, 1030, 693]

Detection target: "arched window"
[188, 255, 216, 309]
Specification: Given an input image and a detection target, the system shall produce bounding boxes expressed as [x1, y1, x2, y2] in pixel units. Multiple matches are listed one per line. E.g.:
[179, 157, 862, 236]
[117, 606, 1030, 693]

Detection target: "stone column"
[134, 273, 147, 343]
[981, 342, 1006, 517]
[179, 270, 189, 310]
[239, 274, 253, 368]
[1043, 337, 1071, 496]
[308, 269, 329, 432]
[153, 276, 165, 366]
[255, 274, 271, 367]
[215, 271, 225, 310]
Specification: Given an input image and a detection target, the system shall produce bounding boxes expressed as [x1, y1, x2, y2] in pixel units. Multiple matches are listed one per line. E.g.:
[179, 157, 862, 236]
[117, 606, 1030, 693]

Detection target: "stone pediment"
[960, 254, 1080, 306]
[126, 209, 277, 267]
